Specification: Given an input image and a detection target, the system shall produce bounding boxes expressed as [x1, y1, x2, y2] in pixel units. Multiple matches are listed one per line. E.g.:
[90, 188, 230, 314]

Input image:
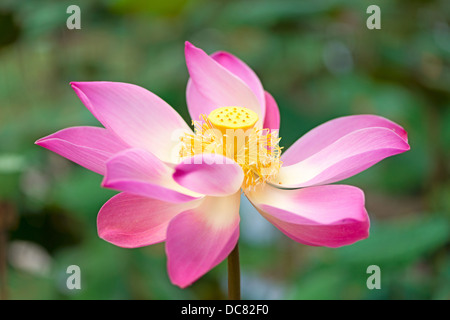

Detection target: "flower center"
[180, 106, 282, 190]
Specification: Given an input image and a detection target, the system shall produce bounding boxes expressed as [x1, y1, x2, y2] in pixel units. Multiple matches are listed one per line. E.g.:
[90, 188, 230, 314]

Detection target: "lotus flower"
[35, 42, 410, 288]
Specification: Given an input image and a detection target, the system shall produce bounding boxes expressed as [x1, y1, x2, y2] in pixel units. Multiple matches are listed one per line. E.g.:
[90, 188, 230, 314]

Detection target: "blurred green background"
[0, 0, 449, 300]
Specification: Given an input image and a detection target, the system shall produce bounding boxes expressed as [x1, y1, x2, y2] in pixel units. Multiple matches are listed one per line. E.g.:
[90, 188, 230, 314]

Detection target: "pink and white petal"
[185, 80, 217, 122]
[173, 154, 244, 197]
[277, 127, 410, 188]
[102, 148, 203, 203]
[246, 184, 369, 247]
[264, 213, 369, 248]
[281, 114, 409, 166]
[185, 42, 264, 126]
[211, 51, 265, 111]
[35, 126, 129, 175]
[262, 91, 280, 131]
[166, 192, 240, 288]
[97, 193, 200, 248]
[71, 81, 192, 163]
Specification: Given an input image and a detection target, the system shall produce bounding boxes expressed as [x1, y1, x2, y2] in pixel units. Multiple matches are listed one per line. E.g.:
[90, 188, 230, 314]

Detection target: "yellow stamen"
[180, 106, 282, 190]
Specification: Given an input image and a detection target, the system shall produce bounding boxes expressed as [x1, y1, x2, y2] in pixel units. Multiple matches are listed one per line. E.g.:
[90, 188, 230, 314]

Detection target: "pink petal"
[262, 91, 280, 131]
[71, 81, 192, 163]
[277, 127, 410, 188]
[35, 126, 129, 175]
[102, 148, 203, 203]
[282, 114, 408, 166]
[185, 42, 264, 126]
[211, 51, 265, 111]
[166, 192, 240, 288]
[246, 184, 369, 247]
[97, 193, 199, 248]
[173, 154, 244, 196]
[185, 80, 216, 122]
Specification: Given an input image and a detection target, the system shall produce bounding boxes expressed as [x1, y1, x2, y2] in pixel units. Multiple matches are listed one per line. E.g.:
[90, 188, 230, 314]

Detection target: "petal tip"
[170, 276, 193, 289]
[184, 41, 195, 50]
[100, 176, 109, 189]
[211, 50, 229, 59]
[404, 142, 411, 152]
[394, 132, 411, 153]
[70, 82, 86, 99]
[34, 136, 52, 148]
[70, 81, 81, 89]
[184, 41, 206, 59]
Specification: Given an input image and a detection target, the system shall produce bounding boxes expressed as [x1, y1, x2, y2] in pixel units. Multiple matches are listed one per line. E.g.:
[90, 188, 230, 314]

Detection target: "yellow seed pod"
[207, 106, 258, 133]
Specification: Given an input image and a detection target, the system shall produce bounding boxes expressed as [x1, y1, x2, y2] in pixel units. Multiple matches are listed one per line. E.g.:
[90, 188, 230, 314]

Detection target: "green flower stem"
[227, 242, 241, 300]
[0, 202, 15, 300]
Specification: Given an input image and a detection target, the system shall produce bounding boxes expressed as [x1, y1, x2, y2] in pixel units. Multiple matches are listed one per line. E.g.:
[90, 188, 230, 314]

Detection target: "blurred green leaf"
[8, 269, 56, 300]
[336, 216, 449, 267]
[220, 0, 338, 26]
[50, 167, 116, 220]
[0, 153, 26, 173]
[288, 268, 344, 300]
